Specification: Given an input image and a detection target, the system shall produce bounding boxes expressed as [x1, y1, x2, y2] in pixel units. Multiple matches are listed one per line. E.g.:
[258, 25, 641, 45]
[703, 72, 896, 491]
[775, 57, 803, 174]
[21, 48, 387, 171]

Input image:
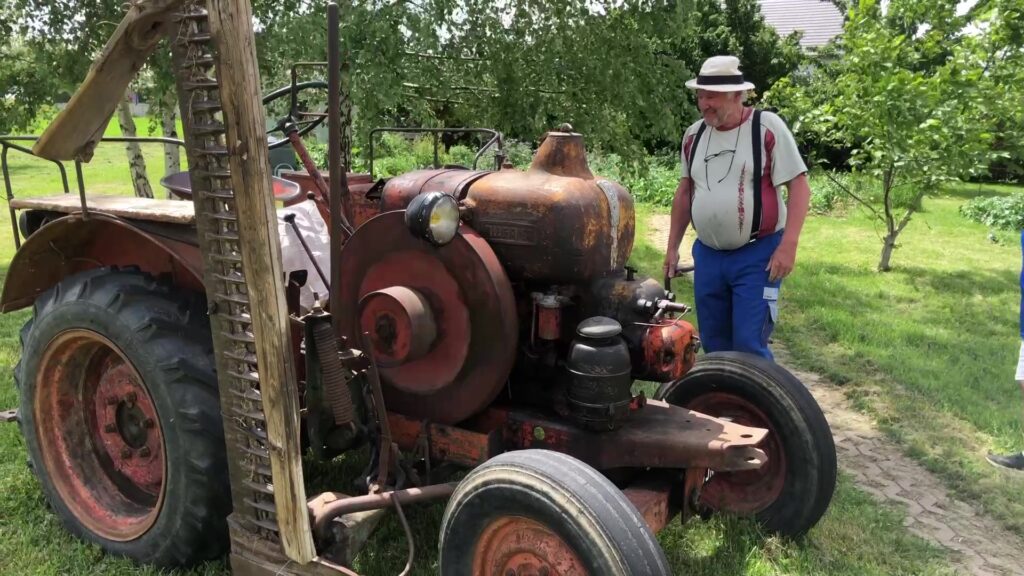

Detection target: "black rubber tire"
[655, 351, 836, 537]
[15, 267, 230, 566]
[439, 449, 671, 576]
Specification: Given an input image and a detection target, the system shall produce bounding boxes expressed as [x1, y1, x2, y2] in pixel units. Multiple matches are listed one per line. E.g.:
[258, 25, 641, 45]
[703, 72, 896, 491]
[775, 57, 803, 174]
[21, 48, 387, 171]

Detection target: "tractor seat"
[160, 171, 304, 204]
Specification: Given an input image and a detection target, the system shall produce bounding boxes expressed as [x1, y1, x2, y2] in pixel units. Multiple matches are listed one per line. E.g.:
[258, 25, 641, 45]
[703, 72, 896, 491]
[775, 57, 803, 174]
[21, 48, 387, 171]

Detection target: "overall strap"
[687, 121, 708, 216]
[749, 109, 763, 241]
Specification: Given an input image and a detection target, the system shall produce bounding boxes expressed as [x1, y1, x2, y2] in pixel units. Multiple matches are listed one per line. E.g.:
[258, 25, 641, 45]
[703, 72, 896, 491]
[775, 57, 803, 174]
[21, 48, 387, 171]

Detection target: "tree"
[766, 0, 1017, 271]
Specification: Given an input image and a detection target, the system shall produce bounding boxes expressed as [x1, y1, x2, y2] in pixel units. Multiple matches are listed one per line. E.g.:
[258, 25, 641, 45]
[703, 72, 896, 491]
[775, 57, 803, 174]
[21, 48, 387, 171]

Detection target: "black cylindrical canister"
[566, 316, 633, 430]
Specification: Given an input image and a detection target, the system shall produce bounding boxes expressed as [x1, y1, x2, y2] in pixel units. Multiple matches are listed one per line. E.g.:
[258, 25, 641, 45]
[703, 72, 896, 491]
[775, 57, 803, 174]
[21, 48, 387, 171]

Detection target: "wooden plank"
[9, 195, 195, 224]
[32, 0, 186, 161]
[207, 0, 316, 564]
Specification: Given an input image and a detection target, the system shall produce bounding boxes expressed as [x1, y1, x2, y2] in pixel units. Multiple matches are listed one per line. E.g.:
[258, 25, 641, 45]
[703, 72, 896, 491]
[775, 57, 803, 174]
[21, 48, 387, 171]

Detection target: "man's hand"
[766, 240, 797, 282]
[663, 248, 680, 278]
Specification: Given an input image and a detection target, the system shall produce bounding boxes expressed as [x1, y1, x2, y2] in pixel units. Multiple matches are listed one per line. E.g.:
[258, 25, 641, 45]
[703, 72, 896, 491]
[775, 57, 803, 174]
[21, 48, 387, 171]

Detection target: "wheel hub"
[474, 516, 586, 576]
[93, 362, 163, 494]
[688, 392, 786, 514]
[35, 329, 166, 541]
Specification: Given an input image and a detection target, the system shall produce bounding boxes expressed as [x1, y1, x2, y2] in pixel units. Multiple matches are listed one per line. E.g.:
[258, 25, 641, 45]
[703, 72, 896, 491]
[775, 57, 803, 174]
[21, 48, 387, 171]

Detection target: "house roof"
[758, 0, 846, 49]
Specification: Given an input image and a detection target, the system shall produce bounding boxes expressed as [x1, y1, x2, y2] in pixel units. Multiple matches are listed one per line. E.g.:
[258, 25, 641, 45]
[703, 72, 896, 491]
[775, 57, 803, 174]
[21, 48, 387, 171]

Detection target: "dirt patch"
[647, 213, 1024, 576]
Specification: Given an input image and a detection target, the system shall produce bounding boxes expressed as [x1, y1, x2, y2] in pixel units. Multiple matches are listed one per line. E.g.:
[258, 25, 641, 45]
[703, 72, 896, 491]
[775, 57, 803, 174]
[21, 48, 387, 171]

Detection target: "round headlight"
[405, 192, 460, 246]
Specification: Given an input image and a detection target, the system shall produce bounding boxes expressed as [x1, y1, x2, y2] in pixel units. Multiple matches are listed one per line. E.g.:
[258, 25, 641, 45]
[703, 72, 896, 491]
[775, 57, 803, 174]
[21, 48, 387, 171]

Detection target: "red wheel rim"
[687, 392, 786, 514]
[474, 516, 588, 576]
[34, 329, 165, 541]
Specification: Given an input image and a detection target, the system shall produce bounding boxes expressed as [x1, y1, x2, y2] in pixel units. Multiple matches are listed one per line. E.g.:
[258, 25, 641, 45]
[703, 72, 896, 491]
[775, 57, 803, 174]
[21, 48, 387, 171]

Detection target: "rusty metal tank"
[380, 130, 635, 283]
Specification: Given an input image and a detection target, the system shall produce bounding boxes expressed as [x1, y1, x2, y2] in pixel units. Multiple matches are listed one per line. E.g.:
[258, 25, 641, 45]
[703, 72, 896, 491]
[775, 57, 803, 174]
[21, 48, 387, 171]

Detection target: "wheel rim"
[687, 392, 786, 514]
[473, 516, 588, 576]
[34, 329, 166, 541]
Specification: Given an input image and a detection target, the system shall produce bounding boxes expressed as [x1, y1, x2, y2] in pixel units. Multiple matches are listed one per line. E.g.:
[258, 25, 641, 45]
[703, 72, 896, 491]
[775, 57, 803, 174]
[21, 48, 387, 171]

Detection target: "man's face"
[697, 90, 743, 128]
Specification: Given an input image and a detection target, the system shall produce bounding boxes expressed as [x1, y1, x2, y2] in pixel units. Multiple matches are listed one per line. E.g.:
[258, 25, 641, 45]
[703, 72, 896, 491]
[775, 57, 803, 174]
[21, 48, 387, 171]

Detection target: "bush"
[960, 194, 1024, 231]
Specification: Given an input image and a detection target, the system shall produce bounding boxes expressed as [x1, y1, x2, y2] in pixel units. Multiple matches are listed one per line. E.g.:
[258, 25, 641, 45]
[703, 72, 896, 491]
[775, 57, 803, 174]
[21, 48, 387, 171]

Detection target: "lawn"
[0, 121, 970, 574]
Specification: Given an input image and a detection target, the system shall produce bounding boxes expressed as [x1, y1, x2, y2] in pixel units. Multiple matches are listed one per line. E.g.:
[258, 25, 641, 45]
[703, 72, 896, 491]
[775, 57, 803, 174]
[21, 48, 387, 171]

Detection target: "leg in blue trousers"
[730, 232, 782, 359]
[692, 239, 733, 353]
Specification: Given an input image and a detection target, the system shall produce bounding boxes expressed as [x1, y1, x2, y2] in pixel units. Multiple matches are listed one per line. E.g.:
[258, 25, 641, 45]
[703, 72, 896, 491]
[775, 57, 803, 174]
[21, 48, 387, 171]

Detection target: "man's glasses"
[702, 125, 743, 184]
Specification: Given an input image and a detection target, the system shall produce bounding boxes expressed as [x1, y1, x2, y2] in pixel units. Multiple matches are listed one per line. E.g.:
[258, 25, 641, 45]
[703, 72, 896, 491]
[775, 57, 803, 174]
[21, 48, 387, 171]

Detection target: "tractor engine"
[337, 129, 698, 431]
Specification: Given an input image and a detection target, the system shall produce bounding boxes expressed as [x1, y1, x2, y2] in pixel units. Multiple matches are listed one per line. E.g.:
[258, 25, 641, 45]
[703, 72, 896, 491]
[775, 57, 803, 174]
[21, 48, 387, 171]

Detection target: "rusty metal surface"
[474, 516, 586, 576]
[309, 483, 458, 538]
[278, 170, 376, 227]
[0, 409, 16, 422]
[388, 412, 500, 468]
[359, 287, 436, 367]
[381, 168, 493, 209]
[0, 213, 203, 312]
[685, 393, 786, 514]
[621, 473, 681, 535]
[638, 318, 698, 382]
[33, 329, 165, 542]
[506, 399, 768, 472]
[453, 133, 634, 283]
[338, 213, 517, 423]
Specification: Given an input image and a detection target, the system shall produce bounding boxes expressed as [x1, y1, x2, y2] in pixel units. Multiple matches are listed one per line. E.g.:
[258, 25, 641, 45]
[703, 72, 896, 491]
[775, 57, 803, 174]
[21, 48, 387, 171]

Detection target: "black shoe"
[986, 451, 1024, 471]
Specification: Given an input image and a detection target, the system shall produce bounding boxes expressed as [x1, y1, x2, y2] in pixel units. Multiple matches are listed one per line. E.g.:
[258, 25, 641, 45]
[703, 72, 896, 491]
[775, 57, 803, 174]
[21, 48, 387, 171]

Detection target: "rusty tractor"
[0, 1, 836, 574]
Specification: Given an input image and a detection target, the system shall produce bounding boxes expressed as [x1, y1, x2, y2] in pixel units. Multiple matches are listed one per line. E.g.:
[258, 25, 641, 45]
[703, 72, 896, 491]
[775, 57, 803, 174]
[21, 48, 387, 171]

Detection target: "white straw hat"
[685, 55, 756, 92]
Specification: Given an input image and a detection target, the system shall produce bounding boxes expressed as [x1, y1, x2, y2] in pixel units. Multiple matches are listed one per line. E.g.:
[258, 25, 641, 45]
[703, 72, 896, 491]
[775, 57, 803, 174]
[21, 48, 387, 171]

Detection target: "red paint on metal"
[473, 517, 587, 576]
[622, 475, 679, 535]
[639, 318, 698, 382]
[1, 214, 203, 312]
[685, 393, 786, 514]
[536, 306, 561, 340]
[34, 329, 165, 541]
[278, 170, 377, 227]
[359, 287, 437, 368]
[387, 412, 496, 467]
[338, 212, 517, 424]
[92, 361, 164, 494]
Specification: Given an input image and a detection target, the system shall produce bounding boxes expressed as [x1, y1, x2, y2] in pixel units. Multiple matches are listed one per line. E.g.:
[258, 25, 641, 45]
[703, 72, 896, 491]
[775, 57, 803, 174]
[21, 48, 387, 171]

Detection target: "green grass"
[0, 130, 963, 574]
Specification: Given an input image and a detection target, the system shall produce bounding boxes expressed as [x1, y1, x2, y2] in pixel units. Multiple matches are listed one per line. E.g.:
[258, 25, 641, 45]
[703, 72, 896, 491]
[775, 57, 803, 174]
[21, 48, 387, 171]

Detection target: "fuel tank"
[381, 130, 635, 283]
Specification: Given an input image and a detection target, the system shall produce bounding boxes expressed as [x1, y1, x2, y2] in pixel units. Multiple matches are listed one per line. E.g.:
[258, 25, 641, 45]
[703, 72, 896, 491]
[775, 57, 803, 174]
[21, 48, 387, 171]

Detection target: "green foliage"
[960, 194, 1024, 231]
[765, 0, 1021, 270]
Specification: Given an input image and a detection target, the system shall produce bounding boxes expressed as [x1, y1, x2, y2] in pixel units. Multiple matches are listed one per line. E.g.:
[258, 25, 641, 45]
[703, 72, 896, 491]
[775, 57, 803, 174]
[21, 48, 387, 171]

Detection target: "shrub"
[960, 194, 1024, 231]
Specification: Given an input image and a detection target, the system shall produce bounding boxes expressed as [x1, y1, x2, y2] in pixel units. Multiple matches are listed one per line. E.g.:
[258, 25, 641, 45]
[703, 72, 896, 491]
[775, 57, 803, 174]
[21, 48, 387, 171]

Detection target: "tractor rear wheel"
[655, 352, 836, 537]
[439, 449, 670, 576]
[15, 268, 229, 566]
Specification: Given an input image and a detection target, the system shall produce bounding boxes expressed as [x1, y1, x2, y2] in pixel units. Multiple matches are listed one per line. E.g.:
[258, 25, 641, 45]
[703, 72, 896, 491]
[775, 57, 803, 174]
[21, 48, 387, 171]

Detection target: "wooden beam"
[32, 0, 186, 161]
[206, 0, 316, 564]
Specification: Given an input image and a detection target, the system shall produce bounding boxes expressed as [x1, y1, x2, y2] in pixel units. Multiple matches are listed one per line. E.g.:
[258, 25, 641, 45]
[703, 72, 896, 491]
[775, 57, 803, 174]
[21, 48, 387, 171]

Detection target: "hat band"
[696, 74, 745, 86]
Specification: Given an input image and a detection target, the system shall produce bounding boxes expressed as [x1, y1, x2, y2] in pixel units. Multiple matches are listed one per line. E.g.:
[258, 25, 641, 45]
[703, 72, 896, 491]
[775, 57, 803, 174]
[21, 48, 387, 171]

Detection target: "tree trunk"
[161, 91, 180, 198]
[878, 233, 896, 272]
[116, 94, 154, 198]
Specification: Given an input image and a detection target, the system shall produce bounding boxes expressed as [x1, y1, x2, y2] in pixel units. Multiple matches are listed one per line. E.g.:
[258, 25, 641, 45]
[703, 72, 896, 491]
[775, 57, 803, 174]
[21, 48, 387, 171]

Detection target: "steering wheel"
[263, 80, 329, 150]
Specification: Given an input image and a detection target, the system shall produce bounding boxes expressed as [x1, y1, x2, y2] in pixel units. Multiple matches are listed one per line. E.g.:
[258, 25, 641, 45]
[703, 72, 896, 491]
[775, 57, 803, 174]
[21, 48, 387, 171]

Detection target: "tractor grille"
[173, 1, 280, 542]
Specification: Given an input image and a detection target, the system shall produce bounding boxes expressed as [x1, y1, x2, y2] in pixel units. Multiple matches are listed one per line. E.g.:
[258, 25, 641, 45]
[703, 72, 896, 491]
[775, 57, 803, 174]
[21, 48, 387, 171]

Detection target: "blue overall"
[692, 230, 784, 359]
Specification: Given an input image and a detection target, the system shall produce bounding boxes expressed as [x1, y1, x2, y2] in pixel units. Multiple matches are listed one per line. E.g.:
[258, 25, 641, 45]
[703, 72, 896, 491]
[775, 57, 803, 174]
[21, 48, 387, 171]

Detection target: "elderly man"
[663, 55, 811, 360]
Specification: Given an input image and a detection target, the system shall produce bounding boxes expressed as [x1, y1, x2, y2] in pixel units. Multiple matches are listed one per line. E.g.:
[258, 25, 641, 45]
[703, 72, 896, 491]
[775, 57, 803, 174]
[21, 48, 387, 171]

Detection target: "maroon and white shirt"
[680, 109, 807, 251]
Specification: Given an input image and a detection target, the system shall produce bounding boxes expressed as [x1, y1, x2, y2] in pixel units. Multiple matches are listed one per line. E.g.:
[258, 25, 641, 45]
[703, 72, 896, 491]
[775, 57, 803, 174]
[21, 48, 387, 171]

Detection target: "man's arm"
[663, 178, 693, 277]
[766, 173, 810, 282]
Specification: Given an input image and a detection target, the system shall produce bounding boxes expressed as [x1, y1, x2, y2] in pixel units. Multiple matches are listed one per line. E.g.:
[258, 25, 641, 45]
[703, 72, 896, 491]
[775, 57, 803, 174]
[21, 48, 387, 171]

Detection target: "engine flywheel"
[338, 211, 518, 424]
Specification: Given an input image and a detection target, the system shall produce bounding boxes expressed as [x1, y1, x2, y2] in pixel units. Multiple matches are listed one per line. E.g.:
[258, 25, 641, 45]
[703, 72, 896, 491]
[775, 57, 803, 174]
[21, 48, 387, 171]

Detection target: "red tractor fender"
[1, 213, 204, 312]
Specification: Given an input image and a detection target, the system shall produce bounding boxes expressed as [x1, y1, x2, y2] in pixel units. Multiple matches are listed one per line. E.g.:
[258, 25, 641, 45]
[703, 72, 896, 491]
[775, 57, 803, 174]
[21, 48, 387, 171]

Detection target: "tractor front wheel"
[15, 268, 229, 566]
[655, 352, 837, 537]
[439, 449, 671, 576]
